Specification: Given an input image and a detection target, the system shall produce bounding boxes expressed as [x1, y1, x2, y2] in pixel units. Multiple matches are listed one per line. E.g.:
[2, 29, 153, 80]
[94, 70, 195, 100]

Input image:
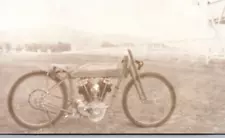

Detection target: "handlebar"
[135, 60, 144, 70]
[121, 56, 144, 70]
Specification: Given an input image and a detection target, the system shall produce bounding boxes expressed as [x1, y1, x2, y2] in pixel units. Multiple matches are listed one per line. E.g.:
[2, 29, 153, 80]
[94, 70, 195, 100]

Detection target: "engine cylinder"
[78, 78, 112, 102]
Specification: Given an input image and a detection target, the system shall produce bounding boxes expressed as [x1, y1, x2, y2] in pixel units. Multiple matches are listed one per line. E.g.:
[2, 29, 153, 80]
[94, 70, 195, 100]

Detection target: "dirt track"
[1, 53, 225, 134]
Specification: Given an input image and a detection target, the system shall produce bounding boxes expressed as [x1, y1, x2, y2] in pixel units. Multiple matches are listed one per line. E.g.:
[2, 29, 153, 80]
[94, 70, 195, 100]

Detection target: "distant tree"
[25, 44, 31, 51]
[48, 44, 55, 52]
[27, 43, 39, 52]
[34, 44, 40, 52]
[5, 43, 12, 52]
[0, 45, 3, 52]
[54, 42, 71, 52]
[15, 45, 23, 52]
[24, 42, 71, 53]
[122, 42, 135, 47]
[24, 44, 29, 51]
[45, 44, 51, 52]
[29, 44, 35, 52]
[101, 41, 116, 48]
[40, 44, 48, 52]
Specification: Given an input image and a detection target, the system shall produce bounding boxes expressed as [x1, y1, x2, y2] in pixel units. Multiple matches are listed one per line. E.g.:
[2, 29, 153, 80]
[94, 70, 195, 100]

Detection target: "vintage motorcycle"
[7, 49, 176, 130]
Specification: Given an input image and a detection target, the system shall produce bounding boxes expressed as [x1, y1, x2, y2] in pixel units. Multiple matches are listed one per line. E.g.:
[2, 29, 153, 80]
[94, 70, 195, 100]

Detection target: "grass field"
[1, 53, 225, 134]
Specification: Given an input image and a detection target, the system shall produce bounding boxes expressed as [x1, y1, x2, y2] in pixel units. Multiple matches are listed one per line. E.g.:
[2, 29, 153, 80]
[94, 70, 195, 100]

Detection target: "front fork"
[127, 50, 147, 102]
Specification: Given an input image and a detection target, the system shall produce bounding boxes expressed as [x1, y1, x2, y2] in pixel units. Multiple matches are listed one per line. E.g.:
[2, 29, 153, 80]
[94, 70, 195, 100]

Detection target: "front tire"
[122, 72, 176, 128]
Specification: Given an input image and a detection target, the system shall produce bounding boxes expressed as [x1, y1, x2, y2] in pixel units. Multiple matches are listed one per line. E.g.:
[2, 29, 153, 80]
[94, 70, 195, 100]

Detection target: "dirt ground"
[1, 53, 225, 134]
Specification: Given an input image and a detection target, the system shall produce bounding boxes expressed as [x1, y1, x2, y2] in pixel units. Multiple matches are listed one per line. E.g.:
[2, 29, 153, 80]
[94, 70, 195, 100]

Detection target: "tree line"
[0, 42, 71, 53]
[0, 41, 170, 53]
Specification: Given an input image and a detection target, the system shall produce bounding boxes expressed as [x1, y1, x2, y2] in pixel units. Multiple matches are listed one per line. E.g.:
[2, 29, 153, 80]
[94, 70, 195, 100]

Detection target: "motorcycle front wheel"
[122, 72, 176, 128]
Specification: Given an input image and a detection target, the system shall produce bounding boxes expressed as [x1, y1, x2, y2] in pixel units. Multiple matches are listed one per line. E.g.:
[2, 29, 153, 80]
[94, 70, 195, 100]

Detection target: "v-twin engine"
[76, 78, 112, 122]
[78, 78, 112, 102]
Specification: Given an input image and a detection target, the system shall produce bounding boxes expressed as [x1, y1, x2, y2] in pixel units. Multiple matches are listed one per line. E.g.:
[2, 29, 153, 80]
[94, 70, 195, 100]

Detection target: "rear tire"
[7, 70, 68, 130]
[122, 72, 176, 127]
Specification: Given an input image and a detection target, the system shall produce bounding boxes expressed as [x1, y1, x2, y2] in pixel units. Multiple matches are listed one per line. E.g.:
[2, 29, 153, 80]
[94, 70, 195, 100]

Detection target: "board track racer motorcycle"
[7, 49, 176, 130]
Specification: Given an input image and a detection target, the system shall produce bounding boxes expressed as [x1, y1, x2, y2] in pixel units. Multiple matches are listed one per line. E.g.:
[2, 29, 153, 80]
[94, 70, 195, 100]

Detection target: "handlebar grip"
[135, 60, 144, 70]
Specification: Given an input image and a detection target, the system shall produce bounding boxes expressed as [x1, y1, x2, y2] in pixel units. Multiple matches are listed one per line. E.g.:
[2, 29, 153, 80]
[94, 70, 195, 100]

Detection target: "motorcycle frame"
[45, 49, 147, 113]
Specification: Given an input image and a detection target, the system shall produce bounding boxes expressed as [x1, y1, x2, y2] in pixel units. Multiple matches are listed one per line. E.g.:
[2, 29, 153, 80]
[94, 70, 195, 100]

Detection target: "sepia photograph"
[1, 0, 225, 134]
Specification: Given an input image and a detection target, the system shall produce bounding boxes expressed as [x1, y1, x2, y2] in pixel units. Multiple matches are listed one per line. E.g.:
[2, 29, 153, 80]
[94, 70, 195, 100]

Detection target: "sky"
[0, 0, 224, 40]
